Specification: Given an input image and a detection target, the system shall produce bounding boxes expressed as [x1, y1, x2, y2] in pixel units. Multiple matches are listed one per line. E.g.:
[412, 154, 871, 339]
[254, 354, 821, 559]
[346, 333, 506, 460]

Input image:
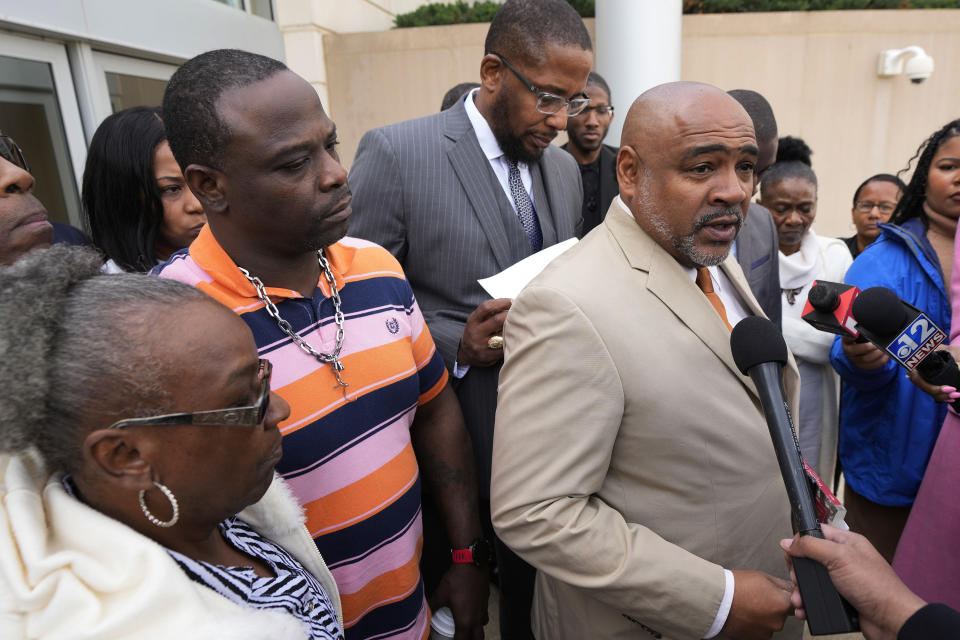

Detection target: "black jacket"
[561, 142, 618, 236]
[899, 603, 960, 638]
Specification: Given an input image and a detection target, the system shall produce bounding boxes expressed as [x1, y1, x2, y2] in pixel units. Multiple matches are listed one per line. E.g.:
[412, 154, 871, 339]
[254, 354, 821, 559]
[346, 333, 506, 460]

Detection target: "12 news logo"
[888, 313, 947, 369]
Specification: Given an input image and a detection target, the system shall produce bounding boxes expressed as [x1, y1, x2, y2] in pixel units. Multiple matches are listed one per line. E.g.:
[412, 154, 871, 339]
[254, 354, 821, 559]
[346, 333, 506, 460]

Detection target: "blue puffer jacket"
[831, 218, 950, 507]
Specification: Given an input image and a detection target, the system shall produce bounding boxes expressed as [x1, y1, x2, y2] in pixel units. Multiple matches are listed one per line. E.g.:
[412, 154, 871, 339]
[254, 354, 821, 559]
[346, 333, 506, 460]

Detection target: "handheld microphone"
[851, 286, 960, 410]
[802, 281, 860, 338]
[731, 317, 859, 635]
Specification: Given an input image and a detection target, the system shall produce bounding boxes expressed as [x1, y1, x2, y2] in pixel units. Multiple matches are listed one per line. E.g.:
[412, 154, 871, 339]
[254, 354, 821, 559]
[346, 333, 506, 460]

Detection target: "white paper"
[478, 238, 578, 299]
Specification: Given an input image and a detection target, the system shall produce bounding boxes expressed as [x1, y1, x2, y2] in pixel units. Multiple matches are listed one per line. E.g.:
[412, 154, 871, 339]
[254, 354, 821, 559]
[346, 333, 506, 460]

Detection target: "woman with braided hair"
[831, 119, 960, 564]
[0, 245, 343, 639]
[891, 119, 960, 609]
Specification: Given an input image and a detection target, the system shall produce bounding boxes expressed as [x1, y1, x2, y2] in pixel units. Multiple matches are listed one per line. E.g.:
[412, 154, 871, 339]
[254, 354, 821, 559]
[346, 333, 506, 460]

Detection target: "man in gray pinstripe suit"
[348, 1, 590, 637]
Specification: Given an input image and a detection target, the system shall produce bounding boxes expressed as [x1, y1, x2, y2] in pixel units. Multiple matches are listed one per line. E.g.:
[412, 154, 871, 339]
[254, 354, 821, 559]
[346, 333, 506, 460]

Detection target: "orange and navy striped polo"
[156, 226, 448, 639]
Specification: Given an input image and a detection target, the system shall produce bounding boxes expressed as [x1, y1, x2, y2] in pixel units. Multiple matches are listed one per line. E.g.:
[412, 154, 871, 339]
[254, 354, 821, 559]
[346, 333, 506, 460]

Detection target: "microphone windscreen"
[852, 287, 908, 335]
[730, 316, 789, 375]
[807, 283, 838, 311]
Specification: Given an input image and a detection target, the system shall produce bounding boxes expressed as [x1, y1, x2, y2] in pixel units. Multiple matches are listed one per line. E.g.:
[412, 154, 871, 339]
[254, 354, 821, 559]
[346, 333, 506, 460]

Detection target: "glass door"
[89, 51, 176, 121]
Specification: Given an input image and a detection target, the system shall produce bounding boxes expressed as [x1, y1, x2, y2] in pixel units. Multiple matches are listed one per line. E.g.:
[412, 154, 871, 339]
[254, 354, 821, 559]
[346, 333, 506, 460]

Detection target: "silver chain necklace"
[238, 250, 348, 394]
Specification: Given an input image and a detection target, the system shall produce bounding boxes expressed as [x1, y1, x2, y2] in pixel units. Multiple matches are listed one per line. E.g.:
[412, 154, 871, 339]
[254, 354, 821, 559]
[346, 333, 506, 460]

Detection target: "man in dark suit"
[348, 2, 590, 637]
[561, 71, 617, 236]
[729, 89, 782, 327]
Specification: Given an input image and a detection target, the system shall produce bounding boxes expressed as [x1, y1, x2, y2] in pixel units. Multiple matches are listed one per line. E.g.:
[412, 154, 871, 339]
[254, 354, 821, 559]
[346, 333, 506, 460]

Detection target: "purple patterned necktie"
[508, 159, 543, 251]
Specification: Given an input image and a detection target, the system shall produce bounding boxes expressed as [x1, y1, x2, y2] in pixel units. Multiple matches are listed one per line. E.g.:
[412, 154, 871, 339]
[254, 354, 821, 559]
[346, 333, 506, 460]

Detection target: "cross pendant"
[331, 360, 349, 399]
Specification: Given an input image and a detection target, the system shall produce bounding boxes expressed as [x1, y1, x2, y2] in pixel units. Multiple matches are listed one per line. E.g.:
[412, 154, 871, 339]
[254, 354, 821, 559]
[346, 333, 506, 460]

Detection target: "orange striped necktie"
[696, 267, 733, 332]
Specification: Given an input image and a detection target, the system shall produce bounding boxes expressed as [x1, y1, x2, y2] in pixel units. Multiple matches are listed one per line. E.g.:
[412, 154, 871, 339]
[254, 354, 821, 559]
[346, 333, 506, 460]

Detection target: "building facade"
[0, 0, 284, 227]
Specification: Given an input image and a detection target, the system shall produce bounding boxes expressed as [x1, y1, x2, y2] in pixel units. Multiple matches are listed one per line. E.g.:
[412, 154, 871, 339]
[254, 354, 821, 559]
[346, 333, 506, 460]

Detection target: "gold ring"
[487, 335, 504, 350]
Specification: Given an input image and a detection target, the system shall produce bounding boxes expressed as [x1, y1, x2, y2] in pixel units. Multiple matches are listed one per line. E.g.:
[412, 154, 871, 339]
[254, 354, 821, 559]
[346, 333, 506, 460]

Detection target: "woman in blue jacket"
[831, 136, 956, 562]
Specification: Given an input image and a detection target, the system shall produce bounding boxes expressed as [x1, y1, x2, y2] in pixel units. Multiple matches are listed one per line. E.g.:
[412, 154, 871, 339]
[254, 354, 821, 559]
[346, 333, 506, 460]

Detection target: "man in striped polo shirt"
[156, 50, 488, 640]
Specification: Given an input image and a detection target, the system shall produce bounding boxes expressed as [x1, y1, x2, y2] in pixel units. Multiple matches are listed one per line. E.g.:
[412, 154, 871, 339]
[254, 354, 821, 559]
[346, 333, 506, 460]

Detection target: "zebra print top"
[167, 517, 343, 640]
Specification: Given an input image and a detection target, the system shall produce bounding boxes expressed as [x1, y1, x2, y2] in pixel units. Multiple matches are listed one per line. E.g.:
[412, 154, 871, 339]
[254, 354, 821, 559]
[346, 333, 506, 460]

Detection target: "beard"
[638, 179, 743, 267]
[676, 207, 744, 266]
[489, 90, 542, 165]
[568, 128, 603, 154]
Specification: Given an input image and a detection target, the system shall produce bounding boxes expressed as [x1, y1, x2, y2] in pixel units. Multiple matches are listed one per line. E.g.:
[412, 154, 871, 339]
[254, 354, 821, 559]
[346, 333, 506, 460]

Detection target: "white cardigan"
[779, 231, 853, 481]
[0, 450, 343, 639]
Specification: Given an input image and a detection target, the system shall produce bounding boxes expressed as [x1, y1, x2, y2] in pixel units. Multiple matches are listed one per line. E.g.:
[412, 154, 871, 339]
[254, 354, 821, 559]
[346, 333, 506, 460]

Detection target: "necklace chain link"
[238, 250, 348, 393]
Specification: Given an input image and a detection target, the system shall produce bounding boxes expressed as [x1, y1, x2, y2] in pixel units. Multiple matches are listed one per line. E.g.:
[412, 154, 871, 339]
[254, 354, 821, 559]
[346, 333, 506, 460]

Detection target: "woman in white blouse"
[759, 160, 852, 481]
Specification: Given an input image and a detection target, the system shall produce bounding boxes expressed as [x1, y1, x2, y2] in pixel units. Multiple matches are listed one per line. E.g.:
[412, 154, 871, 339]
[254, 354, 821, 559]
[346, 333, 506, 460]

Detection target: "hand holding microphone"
[731, 317, 859, 635]
[905, 349, 960, 404]
[851, 286, 960, 410]
[804, 282, 960, 407]
[839, 338, 890, 371]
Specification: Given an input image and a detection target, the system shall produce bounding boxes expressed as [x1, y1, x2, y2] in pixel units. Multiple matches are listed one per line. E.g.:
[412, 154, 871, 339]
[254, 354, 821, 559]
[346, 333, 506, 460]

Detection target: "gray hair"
[0, 245, 210, 473]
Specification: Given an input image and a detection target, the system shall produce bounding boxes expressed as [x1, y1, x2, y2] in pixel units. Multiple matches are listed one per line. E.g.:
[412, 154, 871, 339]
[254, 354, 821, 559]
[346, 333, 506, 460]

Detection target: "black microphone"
[730, 317, 859, 635]
[851, 287, 960, 410]
[802, 281, 860, 338]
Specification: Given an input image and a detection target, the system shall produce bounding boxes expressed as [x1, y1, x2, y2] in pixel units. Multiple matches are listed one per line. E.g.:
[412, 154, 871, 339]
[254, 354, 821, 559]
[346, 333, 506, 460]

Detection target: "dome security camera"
[877, 46, 935, 85]
[905, 53, 934, 84]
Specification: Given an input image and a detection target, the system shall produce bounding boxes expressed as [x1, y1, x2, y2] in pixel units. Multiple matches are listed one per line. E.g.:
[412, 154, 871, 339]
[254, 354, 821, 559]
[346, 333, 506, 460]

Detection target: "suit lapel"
[605, 204, 761, 400]
[444, 104, 513, 271]
[599, 145, 618, 216]
[529, 162, 558, 246]
[736, 203, 763, 274]
[722, 256, 802, 412]
[721, 258, 765, 319]
[537, 148, 576, 240]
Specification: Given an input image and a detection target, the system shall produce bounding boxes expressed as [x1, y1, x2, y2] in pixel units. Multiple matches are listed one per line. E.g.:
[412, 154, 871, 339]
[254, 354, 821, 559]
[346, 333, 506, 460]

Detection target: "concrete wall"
[277, 0, 431, 109]
[320, 9, 960, 239]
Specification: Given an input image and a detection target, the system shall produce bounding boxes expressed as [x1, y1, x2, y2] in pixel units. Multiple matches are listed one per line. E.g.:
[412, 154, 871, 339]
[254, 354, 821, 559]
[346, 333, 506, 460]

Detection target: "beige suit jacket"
[491, 201, 803, 639]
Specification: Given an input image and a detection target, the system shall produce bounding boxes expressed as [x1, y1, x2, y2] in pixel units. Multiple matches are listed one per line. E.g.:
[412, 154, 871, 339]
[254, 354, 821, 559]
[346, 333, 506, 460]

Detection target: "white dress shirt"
[454, 89, 539, 378]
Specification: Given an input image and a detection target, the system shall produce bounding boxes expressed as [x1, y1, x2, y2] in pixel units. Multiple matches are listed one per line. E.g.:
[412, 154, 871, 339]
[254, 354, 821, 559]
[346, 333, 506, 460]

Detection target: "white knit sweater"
[0, 450, 343, 639]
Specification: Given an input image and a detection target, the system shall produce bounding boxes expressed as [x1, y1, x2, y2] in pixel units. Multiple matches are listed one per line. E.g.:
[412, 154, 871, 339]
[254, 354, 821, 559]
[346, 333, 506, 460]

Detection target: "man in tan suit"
[491, 82, 803, 639]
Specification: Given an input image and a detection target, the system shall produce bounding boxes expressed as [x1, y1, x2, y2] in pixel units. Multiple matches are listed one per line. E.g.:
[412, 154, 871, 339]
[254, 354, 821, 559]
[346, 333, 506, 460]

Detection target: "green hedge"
[394, 2, 503, 27]
[394, 0, 958, 27]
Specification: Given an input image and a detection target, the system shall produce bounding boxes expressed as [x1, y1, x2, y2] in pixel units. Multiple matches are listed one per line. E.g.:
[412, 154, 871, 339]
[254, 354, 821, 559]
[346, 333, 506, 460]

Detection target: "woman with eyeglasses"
[0, 245, 343, 639]
[843, 174, 906, 259]
[82, 106, 206, 273]
[830, 119, 960, 565]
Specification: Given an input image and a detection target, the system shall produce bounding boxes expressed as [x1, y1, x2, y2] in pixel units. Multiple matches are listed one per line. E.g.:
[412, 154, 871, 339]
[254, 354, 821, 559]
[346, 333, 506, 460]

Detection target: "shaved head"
[620, 82, 754, 157]
[616, 82, 757, 267]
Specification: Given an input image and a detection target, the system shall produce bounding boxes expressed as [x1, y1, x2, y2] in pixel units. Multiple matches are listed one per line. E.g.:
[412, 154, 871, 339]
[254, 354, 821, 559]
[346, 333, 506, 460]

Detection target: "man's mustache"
[693, 207, 744, 232]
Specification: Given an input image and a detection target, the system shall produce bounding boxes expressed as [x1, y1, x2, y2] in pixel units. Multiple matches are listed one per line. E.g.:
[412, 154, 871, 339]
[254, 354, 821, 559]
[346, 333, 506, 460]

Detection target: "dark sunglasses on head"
[0, 133, 29, 173]
[109, 360, 273, 430]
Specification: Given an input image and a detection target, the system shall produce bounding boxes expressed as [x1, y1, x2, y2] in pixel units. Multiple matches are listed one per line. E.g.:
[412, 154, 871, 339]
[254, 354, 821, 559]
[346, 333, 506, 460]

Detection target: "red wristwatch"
[451, 538, 491, 567]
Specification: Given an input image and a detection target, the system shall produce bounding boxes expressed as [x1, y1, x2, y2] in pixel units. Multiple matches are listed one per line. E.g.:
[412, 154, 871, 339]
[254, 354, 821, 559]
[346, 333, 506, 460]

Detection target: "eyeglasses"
[854, 200, 897, 214]
[0, 133, 29, 173]
[491, 52, 591, 117]
[109, 360, 273, 430]
[575, 104, 615, 117]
